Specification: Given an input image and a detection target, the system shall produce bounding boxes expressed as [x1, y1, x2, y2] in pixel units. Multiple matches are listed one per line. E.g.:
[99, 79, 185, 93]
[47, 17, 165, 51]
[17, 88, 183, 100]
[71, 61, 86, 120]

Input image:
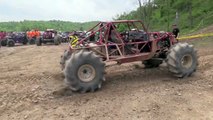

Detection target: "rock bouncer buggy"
[36, 29, 61, 46]
[60, 20, 198, 93]
[1, 32, 28, 47]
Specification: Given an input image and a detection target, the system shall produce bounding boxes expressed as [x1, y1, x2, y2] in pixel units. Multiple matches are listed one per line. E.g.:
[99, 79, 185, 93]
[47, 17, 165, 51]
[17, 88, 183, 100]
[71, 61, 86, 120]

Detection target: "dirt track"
[0, 41, 213, 120]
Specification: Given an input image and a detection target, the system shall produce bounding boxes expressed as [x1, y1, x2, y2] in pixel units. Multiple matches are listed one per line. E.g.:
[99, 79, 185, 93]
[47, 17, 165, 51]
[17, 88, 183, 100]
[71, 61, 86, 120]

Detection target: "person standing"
[172, 24, 180, 38]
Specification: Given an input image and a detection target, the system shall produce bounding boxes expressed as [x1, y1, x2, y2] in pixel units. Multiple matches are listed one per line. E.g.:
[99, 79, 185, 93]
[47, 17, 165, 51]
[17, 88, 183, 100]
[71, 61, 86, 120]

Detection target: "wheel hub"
[78, 64, 96, 82]
[181, 54, 193, 69]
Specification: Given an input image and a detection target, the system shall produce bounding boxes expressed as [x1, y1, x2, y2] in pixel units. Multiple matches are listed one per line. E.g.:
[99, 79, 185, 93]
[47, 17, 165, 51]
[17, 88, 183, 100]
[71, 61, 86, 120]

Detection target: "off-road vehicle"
[60, 20, 198, 93]
[36, 29, 61, 46]
[1, 32, 28, 47]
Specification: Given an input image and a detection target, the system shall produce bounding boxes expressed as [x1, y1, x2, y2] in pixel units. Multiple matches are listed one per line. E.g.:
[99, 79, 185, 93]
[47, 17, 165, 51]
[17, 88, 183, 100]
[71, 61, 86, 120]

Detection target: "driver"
[69, 32, 79, 47]
[108, 25, 118, 43]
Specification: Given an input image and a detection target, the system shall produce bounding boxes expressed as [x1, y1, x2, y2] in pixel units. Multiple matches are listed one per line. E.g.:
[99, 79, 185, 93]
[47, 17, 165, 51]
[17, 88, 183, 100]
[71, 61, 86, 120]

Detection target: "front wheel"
[7, 39, 15, 47]
[23, 38, 28, 45]
[166, 43, 198, 78]
[64, 50, 105, 93]
[60, 50, 72, 70]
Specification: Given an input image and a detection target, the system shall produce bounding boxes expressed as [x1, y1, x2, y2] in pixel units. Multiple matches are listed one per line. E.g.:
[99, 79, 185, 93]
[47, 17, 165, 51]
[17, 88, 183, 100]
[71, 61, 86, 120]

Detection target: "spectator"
[172, 24, 180, 38]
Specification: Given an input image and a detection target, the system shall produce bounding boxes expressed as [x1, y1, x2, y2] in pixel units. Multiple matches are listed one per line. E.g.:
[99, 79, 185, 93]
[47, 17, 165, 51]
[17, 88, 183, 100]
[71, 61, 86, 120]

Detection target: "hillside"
[0, 20, 98, 32]
[116, 0, 213, 34]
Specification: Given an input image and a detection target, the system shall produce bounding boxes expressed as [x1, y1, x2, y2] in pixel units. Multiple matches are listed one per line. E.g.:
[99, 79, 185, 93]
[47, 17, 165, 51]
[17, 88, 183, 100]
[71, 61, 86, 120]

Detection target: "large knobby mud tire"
[36, 37, 42, 46]
[64, 50, 105, 93]
[166, 43, 198, 78]
[60, 50, 72, 70]
[143, 59, 163, 68]
[7, 39, 15, 47]
[54, 36, 61, 45]
[29, 38, 36, 45]
[23, 38, 28, 45]
[1, 39, 7, 46]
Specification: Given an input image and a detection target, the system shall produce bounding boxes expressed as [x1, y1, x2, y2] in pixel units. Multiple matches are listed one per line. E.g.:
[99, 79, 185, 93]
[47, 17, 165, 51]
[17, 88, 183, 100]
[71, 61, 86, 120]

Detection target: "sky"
[0, 0, 139, 22]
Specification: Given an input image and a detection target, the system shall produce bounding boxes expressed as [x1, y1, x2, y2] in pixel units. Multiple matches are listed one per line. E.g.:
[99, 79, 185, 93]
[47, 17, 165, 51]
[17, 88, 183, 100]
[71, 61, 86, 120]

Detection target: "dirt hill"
[0, 38, 212, 120]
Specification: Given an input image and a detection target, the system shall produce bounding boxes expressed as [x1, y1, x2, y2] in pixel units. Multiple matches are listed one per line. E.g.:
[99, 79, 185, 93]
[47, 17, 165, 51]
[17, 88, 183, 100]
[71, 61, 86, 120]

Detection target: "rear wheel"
[166, 43, 198, 78]
[7, 39, 15, 47]
[29, 38, 36, 45]
[36, 37, 42, 46]
[54, 36, 61, 45]
[64, 50, 105, 93]
[1, 39, 7, 46]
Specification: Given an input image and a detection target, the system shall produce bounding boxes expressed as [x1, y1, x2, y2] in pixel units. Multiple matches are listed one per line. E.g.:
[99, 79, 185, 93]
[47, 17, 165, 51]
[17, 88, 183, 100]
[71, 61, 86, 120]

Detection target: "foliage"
[116, 0, 213, 34]
[1, 0, 213, 34]
[0, 20, 98, 32]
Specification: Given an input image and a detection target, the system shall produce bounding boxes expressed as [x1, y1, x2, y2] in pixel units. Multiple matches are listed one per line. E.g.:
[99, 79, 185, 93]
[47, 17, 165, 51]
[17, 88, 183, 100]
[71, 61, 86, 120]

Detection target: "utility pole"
[175, 11, 179, 25]
[166, 0, 170, 31]
[188, 1, 193, 28]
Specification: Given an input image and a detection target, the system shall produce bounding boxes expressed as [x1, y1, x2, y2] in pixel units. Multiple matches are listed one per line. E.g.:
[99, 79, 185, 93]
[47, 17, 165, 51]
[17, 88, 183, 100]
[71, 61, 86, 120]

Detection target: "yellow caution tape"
[177, 13, 213, 40]
[177, 33, 213, 40]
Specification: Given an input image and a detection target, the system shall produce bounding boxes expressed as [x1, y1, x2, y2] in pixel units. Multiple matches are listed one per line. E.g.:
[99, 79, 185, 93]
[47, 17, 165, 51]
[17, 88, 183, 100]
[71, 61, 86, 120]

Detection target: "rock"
[69, 112, 74, 116]
[31, 85, 40, 92]
[32, 100, 38, 103]
[188, 108, 193, 111]
[24, 115, 28, 119]
[132, 108, 137, 111]
[53, 106, 58, 109]
[176, 92, 182, 96]
[52, 87, 73, 96]
[75, 112, 80, 116]
[141, 108, 150, 112]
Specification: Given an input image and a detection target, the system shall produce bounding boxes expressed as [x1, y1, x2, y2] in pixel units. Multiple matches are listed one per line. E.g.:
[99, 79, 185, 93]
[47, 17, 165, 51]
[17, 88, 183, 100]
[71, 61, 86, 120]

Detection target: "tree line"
[116, 0, 213, 33]
[0, 20, 98, 32]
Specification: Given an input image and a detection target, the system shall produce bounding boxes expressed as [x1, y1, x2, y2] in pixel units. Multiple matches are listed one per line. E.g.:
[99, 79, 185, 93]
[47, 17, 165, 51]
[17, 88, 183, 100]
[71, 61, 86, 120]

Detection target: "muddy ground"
[0, 39, 213, 120]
